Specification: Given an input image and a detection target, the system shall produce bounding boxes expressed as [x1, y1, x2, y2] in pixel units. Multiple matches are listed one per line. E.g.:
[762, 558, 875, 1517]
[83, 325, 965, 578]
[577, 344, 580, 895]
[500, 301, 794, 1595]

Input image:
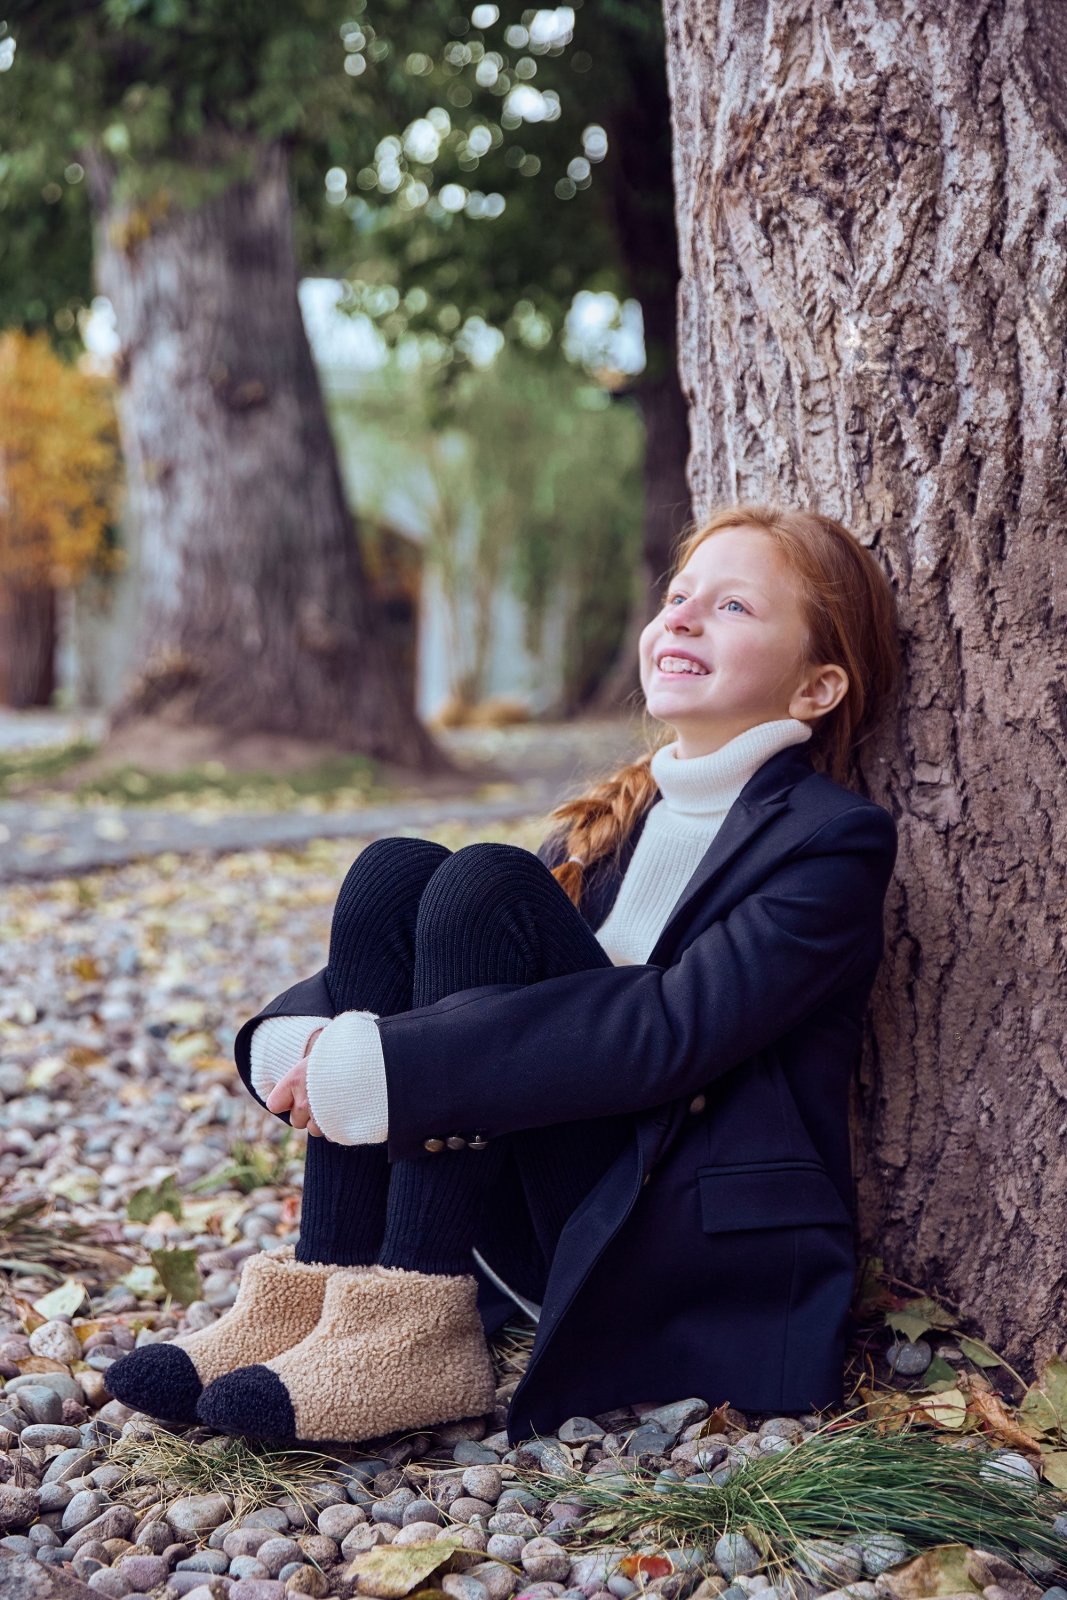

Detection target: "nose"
[664, 596, 701, 632]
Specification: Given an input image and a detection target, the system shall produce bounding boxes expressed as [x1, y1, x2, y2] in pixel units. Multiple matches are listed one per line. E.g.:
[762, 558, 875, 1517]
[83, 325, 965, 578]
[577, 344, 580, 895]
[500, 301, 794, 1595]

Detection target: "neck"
[650, 716, 813, 816]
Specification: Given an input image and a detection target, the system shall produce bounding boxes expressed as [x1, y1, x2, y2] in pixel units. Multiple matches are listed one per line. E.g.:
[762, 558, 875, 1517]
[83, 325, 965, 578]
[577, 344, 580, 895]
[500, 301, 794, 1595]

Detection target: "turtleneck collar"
[649, 717, 813, 816]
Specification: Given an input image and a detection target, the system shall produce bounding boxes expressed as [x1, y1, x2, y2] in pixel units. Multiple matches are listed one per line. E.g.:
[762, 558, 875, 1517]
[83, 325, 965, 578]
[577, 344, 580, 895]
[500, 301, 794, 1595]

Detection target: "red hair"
[547, 502, 900, 908]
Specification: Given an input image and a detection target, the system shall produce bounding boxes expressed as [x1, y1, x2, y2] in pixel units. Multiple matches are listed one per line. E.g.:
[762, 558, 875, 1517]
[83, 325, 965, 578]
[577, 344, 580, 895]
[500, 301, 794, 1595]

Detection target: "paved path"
[0, 715, 648, 881]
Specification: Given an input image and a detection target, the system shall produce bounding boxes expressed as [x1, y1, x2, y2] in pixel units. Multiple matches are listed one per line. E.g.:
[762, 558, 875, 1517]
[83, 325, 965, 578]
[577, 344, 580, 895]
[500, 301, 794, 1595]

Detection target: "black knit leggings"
[293, 836, 635, 1278]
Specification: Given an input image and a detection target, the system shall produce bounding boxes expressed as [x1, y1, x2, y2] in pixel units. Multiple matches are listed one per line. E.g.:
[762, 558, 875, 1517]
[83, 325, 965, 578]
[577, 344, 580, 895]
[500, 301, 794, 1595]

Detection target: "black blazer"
[234, 739, 898, 1441]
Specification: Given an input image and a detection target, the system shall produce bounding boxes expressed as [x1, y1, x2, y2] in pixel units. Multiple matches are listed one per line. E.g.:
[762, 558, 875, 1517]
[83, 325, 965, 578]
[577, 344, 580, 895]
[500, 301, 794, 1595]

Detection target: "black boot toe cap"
[105, 1344, 203, 1424]
[195, 1364, 297, 1444]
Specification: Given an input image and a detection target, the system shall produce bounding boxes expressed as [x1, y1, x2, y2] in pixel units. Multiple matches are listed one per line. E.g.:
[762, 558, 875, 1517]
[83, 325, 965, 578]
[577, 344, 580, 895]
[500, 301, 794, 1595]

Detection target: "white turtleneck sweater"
[248, 716, 813, 1145]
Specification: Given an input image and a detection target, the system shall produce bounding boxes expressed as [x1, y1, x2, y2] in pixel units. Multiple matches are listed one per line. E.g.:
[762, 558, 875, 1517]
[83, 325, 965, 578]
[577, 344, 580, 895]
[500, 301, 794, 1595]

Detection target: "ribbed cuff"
[304, 1010, 388, 1146]
[250, 1015, 331, 1102]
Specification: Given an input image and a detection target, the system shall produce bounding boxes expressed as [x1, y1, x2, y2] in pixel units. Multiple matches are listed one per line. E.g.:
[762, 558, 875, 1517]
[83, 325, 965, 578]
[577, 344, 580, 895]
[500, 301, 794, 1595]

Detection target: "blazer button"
[689, 1093, 706, 1115]
[446, 1135, 467, 1150]
[468, 1135, 489, 1150]
[423, 1137, 445, 1153]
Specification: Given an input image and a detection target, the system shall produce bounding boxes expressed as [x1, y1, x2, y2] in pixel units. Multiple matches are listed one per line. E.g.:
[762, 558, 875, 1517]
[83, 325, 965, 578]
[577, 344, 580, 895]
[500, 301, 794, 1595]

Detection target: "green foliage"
[0, 1, 672, 367]
[330, 346, 643, 706]
[127, 1173, 184, 1223]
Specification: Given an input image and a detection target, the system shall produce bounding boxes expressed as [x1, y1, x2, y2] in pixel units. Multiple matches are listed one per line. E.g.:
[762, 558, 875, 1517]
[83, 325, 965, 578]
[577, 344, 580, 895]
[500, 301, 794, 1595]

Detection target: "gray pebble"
[88, 1571, 134, 1598]
[240, 1508, 290, 1533]
[20, 1423, 83, 1449]
[340, 1523, 387, 1558]
[442, 1576, 489, 1600]
[486, 1535, 525, 1564]
[521, 1539, 572, 1583]
[451, 1497, 494, 1524]
[453, 1442, 501, 1465]
[315, 1502, 365, 1540]
[557, 1416, 605, 1445]
[714, 1533, 762, 1580]
[253, 1537, 301, 1575]
[401, 1498, 442, 1526]
[229, 1557, 269, 1580]
[62, 1489, 110, 1532]
[223, 1530, 271, 1559]
[0, 1485, 41, 1531]
[8, 1371, 85, 1403]
[461, 1466, 502, 1503]
[29, 1320, 83, 1365]
[858, 1533, 909, 1576]
[14, 1384, 64, 1425]
[886, 1339, 932, 1376]
[168, 1494, 234, 1536]
[179, 1550, 232, 1574]
[486, 1512, 540, 1539]
[119, 1555, 171, 1589]
[228, 1580, 286, 1600]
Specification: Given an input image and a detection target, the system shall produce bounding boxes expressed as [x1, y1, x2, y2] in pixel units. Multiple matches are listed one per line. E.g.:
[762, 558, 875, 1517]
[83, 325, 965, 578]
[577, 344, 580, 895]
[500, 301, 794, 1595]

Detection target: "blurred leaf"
[32, 1278, 89, 1318]
[150, 1247, 202, 1307]
[128, 1174, 183, 1224]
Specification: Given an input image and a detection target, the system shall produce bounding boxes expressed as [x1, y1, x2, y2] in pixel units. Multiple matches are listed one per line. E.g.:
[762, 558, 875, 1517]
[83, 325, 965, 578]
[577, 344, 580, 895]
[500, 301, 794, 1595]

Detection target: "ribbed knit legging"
[292, 836, 635, 1278]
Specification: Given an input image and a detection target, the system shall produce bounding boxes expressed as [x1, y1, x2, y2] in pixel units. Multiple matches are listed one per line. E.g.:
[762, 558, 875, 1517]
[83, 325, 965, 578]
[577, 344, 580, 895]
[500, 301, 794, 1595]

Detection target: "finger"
[266, 1085, 294, 1114]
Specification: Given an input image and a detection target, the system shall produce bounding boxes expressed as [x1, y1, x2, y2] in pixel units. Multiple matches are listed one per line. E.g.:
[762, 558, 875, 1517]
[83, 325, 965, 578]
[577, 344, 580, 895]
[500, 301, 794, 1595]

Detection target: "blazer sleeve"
[375, 803, 897, 1162]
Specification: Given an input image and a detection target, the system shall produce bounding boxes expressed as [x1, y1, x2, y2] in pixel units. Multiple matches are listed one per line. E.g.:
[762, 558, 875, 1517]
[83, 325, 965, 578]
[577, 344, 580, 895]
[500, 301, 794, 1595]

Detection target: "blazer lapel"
[590, 740, 816, 963]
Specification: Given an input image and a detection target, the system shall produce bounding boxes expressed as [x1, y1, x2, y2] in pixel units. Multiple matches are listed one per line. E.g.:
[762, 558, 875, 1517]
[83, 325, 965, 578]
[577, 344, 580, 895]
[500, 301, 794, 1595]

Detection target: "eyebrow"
[669, 572, 770, 600]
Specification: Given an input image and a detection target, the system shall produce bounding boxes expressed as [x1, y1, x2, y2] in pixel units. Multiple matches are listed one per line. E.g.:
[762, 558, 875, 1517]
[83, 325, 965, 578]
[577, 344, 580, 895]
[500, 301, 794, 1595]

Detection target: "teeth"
[659, 656, 708, 675]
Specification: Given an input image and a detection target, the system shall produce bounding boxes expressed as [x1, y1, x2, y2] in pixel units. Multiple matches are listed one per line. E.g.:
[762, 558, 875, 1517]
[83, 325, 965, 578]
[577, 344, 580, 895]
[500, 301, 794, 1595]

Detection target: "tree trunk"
[82, 134, 451, 771]
[662, 0, 1067, 1374]
[588, 8, 692, 715]
[0, 581, 57, 708]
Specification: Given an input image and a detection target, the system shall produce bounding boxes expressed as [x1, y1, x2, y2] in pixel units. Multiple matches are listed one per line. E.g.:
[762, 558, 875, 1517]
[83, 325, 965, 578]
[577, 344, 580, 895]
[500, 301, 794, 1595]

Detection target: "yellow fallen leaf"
[1039, 1449, 1067, 1489]
[17, 1355, 70, 1375]
[71, 955, 101, 980]
[346, 1533, 469, 1597]
[957, 1373, 1043, 1453]
[32, 1279, 88, 1319]
[917, 1388, 968, 1430]
[875, 1544, 981, 1600]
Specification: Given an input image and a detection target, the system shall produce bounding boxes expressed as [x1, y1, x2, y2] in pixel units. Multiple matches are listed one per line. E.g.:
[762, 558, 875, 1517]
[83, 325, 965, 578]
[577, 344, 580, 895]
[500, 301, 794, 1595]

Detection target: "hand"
[266, 1046, 324, 1136]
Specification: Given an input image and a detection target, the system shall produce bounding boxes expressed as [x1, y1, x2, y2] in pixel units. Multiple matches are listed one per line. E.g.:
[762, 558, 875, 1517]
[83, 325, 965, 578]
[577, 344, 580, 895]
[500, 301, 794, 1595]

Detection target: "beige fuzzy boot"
[105, 1246, 352, 1424]
[195, 1263, 497, 1445]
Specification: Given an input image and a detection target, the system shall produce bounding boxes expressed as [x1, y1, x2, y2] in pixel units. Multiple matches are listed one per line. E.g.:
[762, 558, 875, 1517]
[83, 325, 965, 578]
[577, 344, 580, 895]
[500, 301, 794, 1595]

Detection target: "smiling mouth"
[656, 663, 710, 678]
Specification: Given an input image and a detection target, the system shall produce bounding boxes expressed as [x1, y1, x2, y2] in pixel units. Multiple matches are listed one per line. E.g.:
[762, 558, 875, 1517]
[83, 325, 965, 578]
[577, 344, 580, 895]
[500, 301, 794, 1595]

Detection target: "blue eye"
[665, 594, 748, 614]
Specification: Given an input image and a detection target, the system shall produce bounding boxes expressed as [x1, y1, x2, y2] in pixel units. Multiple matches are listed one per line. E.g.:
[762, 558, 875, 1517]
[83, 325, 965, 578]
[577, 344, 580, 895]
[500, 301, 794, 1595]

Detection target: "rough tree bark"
[662, 0, 1067, 1371]
[83, 135, 451, 770]
[0, 582, 56, 708]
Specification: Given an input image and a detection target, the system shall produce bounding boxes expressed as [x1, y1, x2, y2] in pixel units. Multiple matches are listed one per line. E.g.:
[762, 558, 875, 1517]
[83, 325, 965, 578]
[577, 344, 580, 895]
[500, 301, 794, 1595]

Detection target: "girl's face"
[638, 526, 843, 759]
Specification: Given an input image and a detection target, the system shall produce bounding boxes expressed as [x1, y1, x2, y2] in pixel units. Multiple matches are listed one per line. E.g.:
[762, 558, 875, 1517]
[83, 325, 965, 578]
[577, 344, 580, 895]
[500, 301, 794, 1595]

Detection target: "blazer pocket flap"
[698, 1162, 853, 1233]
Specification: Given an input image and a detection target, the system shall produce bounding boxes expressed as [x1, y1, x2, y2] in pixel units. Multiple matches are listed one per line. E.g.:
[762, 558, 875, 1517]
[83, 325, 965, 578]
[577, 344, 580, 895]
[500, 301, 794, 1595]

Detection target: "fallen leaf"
[345, 1533, 470, 1597]
[1038, 1449, 1067, 1490]
[957, 1374, 1043, 1453]
[32, 1279, 89, 1319]
[916, 1388, 969, 1430]
[11, 1296, 45, 1333]
[885, 1296, 957, 1343]
[875, 1544, 981, 1600]
[1018, 1358, 1067, 1442]
[71, 956, 101, 980]
[17, 1355, 70, 1374]
[619, 1554, 673, 1580]
[66, 1045, 105, 1068]
[128, 1174, 183, 1224]
[696, 1401, 733, 1438]
[957, 1336, 1002, 1368]
[150, 1247, 202, 1307]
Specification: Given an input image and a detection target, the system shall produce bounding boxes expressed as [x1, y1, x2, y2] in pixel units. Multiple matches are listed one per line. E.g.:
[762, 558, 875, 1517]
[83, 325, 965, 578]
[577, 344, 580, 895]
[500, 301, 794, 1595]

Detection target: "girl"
[108, 502, 899, 1448]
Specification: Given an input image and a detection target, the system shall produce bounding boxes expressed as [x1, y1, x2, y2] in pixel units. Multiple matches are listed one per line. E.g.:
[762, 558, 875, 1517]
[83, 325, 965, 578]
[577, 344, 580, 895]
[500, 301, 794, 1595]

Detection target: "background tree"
[0, 1, 684, 739]
[662, 0, 1067, 1371]
[0, 329, 121, 707]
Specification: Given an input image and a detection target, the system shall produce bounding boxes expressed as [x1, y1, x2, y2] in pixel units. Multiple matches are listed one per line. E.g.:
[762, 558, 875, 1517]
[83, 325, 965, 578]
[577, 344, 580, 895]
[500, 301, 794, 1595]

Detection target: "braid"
[547, 747, 666, 909]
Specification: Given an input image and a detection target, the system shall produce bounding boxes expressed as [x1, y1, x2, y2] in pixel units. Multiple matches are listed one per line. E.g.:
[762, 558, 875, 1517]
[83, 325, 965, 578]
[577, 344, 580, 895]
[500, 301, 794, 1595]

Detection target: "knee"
[414, 841, 542, 930]
[332, 836, 452, 930]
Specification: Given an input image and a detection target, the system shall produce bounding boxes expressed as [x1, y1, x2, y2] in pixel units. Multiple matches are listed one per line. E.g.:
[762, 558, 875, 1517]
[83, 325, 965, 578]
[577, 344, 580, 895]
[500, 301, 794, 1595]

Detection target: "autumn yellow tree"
[0, 330, 122, 707]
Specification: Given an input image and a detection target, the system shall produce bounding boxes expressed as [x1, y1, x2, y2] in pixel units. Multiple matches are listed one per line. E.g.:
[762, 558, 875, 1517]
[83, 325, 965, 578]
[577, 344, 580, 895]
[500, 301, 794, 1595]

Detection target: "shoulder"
[789, 771, 898, 864]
